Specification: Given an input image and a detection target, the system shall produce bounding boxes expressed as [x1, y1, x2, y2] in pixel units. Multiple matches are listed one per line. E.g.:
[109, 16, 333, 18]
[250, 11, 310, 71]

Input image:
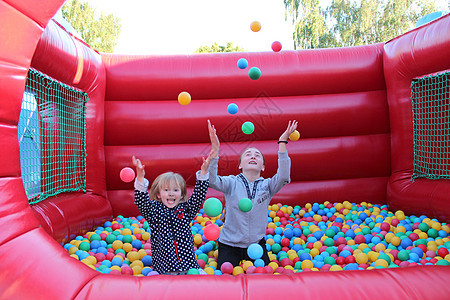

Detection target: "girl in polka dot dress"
[132, 149, 214, 275]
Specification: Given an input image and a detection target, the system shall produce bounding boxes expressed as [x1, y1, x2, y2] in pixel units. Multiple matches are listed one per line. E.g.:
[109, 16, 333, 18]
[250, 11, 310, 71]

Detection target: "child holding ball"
[207, 120, 298, 268]
[132, 145, 215, 275]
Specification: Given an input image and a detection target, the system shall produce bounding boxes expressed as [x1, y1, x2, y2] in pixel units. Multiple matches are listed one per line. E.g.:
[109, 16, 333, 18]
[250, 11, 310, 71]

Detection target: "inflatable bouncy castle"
[0, 0, 449, 298]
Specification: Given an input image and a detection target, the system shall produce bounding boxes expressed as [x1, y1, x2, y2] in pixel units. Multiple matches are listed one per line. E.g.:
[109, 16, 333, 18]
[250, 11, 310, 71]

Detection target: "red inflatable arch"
[0, 0, 449, 298]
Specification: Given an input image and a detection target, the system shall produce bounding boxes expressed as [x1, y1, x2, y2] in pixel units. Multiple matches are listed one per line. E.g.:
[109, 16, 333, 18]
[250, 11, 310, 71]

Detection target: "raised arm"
[207, 120, 232, 193]
[268, 121, 297, 195]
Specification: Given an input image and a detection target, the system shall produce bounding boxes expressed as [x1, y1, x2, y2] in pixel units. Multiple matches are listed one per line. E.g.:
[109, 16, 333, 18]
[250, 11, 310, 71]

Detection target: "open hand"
[132, 156, 145, 182]
[279, 120, 298, 141]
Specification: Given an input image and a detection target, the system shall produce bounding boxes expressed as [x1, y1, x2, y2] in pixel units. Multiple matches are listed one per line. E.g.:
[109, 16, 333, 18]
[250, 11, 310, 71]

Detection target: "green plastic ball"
[122, 235, 133, 244]
[187, 268, 200, 275]
[79, 241, 90, 251]
[436, 259, 450, 266]
[418, 223, 429, 232]
[89, 234, 101, 241]
[239, 198, 253, 212]
[241, 121, 255, 135]
[248, 67, 261, 80]
[203, 197, 223, 217]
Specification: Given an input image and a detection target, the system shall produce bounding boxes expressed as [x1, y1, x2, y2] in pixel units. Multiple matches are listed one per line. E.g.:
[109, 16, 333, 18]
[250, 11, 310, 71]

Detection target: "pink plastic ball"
[203, 224, 221, 241]
[221, 262, 234, 274]
[271, 41, 282, 52]
[120, 167, 135, 183]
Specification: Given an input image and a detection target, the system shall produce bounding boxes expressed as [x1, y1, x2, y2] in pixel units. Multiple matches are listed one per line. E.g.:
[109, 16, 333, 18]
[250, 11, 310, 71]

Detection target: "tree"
[195, 42, 245, 53]
[62, 0, 121, 53]
[284, 0, 438, 49]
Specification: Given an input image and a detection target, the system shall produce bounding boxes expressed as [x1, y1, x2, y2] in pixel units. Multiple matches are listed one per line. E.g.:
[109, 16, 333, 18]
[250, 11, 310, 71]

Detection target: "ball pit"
[63, 201, 450, 277]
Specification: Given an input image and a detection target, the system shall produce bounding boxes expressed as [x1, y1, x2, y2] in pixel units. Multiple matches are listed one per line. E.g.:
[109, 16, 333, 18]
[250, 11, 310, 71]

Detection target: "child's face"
[157, 183, 182, 208]
[239, 148, 265, 172]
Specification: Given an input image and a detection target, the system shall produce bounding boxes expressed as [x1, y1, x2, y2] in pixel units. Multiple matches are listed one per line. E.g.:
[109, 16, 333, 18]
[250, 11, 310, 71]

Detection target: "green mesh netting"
[19, 68, 88, 204]
[411, 71, 450, 181]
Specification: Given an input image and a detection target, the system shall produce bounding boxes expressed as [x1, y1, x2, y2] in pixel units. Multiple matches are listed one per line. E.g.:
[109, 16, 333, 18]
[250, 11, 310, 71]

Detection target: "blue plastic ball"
[227, 103, 239, 115]
[237, 58, 248, 69]
[247, 243, 264, 260]
[142, 255, 153, 267]
[254, 258, 265, 267]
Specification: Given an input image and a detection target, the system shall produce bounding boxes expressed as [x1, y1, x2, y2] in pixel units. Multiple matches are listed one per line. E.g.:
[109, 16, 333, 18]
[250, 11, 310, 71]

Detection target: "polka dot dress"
[134, 179, 209, 274]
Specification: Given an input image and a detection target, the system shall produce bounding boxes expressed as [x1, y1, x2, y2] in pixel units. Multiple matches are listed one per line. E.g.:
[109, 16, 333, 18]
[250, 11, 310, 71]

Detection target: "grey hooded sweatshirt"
[208, 151, 291, 248]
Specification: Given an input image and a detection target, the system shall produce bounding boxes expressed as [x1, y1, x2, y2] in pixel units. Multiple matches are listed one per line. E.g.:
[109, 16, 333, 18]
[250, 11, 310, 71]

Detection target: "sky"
[84, 0, 298, 54]
[84, 0, 448, 55]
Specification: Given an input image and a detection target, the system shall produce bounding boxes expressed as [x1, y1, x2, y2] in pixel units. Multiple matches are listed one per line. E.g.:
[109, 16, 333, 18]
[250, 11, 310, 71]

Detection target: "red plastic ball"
[264, 265, 274, 274]
[280, 258, 293, 267]
[120, 167, 135, 183]
[274, 267, 285, 274]
[203, 224, 220, 241]
[336, 257, 346, 265]
[281, 238, 290, 247]
[254, 266, 266, 273]
[121, 266, 134, 275]
[197, 259, 206, 269]
[438, 247, 449, 258]
[271, 41, 282, 52]
[345, 255, 356, 264]
[221, 262, 234, 274]
[380, 222, 390, 232]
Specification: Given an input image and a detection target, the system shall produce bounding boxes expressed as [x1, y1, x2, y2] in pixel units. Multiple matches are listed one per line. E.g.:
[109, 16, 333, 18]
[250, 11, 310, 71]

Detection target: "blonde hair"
[149, 172, 188, 203]
[238, 147, 266, 169]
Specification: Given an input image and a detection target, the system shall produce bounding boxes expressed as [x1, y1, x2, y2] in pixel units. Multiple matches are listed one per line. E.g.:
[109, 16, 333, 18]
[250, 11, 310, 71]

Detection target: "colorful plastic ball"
[141, 255, 152, 267]
[237, 58, 248, 69]
[239, 198, 253, 212]
[254, 258, 265, 267]
[248, 67, 261, 80]
[203, 198, 223, 217]
[119, 167, 135, 183]
[187, 268, 200, 275]
[227, 103, 239, 115]
[220, 262, 234, 274]
[79, 241, 90, 252]
[241, 121, 255, 135]
[178, 91, 191, 106]
[250, 21, 261, 32]
[271, 41, 282, 52]
[247, 243, 263, 260]
[289, 130, 300, 141]
[204, 224, 221, 241]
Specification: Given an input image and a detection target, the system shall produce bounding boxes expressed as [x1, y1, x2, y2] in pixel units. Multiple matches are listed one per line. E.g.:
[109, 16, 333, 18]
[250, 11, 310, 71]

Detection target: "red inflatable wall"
[0, 0, 449, 298]
[384, 16, 450, 222]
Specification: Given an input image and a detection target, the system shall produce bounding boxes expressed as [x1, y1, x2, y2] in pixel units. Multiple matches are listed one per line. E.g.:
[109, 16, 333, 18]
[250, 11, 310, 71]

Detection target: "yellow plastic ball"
[141, 232, 150, 241]
[127, 251, 140, 262]
[204, 267, 215, 275]
[122, 243, 133, 253]
[289, 130, 300, 141]
[301, 260, 314, 269]
[242, 261, 253, 271]
[374, 259, 388, 268]
[330, 265, 343, 271]
[121, 228, 132, 236]
[112, 240, 123, 250]
[132, 265, 143, 275]
[232, 266, 244, 275]
[131, 260, 144, 269]
[178, 91, 191, 105]
[250, 21, 261, 32]
[194, 234, 202, 245]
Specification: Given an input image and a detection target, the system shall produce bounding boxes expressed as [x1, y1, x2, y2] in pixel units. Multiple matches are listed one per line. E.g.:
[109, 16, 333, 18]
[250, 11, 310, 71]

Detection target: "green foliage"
[284, 0, 438, 49]
[195, 42, 245, 53]
[62, 0, 121, 53]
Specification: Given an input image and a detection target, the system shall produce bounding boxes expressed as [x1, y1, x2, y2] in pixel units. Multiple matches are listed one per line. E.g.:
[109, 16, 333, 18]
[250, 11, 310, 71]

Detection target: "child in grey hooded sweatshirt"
[207, 120, 298, 268]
